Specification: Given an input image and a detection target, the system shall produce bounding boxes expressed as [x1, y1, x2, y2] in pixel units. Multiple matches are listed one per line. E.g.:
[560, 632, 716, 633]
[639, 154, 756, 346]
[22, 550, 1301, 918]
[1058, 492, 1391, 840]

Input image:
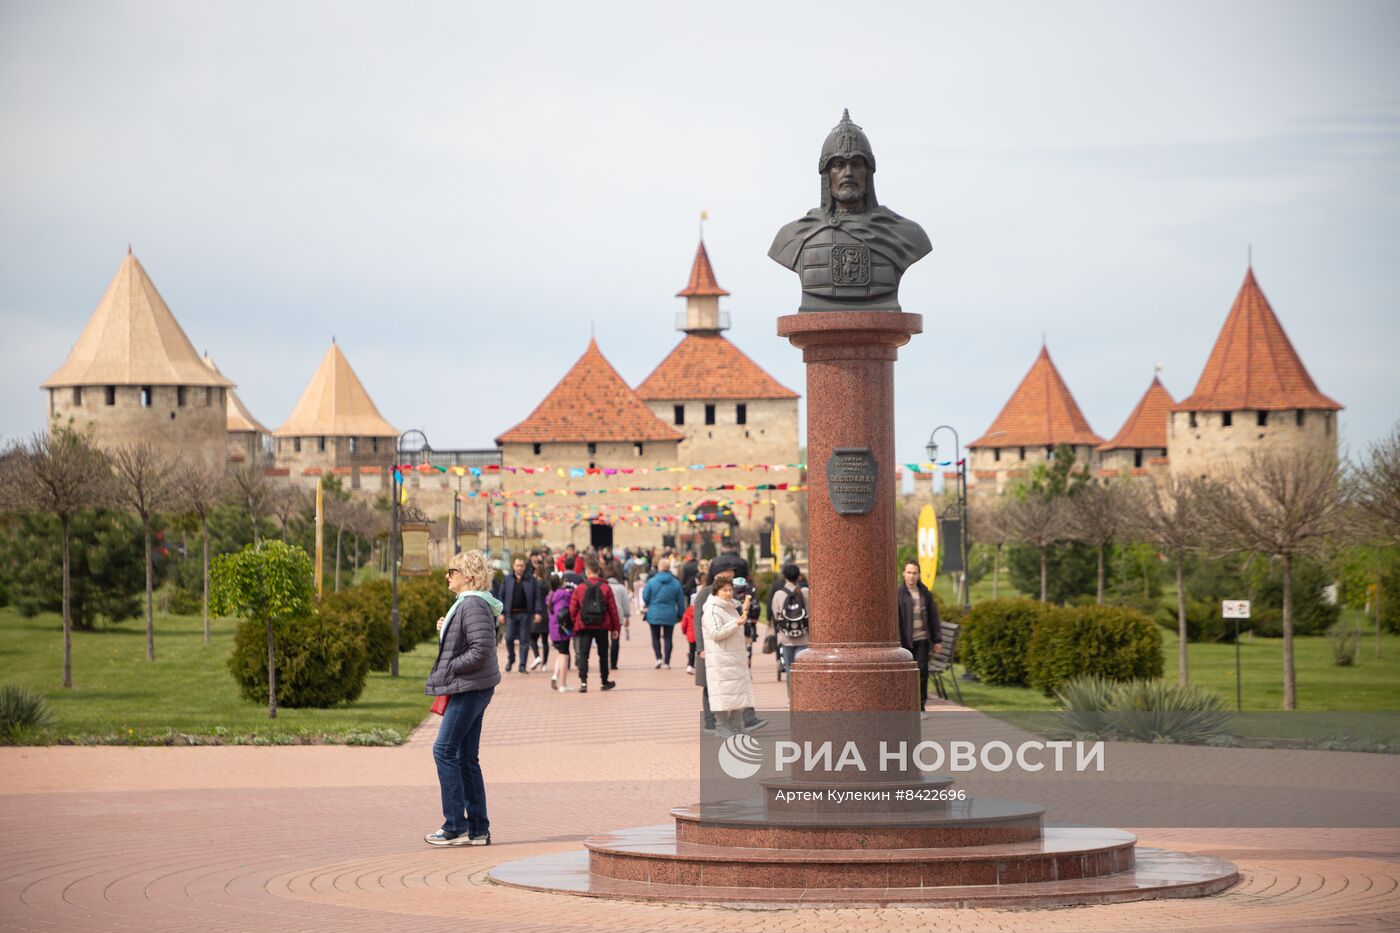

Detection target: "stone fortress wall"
[47, 383, 228, 474]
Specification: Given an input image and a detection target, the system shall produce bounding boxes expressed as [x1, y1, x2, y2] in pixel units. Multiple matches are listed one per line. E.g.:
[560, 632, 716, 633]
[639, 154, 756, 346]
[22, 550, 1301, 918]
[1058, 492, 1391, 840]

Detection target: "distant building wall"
[1167, 408, 1337, 478]
[47, 383, 227, 473]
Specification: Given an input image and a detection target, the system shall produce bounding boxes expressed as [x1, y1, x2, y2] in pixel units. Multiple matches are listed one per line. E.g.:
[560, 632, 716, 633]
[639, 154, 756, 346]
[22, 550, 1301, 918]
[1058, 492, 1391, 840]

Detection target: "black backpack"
[775, 586, 809, 638]
[580, 580, 607, 627]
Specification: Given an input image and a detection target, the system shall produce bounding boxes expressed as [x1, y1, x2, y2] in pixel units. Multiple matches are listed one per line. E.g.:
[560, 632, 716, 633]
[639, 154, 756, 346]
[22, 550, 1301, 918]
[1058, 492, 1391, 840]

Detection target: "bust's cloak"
[768, 206, 932, 273]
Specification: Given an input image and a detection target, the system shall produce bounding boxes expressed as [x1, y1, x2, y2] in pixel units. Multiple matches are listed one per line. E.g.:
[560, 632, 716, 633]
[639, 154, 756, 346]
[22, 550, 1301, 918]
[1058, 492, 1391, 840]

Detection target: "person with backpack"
[769, 563, 810, 696]
[641, 557, 687, 669]
[547, 573, 576, 692]
[569, 559, 619, 692]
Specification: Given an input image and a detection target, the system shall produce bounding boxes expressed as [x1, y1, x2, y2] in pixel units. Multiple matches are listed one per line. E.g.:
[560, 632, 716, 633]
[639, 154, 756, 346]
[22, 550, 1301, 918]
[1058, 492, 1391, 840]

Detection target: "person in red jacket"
[555, 543, 585, 575]
[569, 559, 619, 692]
[680, 603, 697, 675]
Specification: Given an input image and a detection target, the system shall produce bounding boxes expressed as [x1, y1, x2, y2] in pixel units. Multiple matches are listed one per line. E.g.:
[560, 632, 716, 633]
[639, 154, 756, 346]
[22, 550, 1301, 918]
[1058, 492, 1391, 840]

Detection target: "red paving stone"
[2, 646, 1398, 932]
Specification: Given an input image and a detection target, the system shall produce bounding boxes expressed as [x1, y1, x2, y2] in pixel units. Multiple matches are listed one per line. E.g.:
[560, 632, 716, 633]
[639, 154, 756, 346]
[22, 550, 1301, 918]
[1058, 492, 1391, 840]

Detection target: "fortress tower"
[273, 340, 398, 484]
[1169, 267, 1342, 477]
[966, 343, 1104, 495]
[41, 251, 231, 472]
[1098, 373, 1174, 476]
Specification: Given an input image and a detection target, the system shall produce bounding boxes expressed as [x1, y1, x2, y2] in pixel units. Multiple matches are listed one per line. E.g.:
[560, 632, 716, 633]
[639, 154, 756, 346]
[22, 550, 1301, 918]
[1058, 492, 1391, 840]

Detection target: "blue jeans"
[432, 686, 494, 837]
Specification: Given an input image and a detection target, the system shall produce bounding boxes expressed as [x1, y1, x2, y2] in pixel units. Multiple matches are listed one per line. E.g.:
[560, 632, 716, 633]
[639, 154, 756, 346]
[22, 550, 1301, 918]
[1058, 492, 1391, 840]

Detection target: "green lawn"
[0, 607, 436, 744]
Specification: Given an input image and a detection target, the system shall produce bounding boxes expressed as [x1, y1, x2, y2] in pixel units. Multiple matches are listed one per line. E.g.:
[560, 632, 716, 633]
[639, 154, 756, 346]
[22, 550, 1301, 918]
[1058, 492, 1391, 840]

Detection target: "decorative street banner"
[939, 515, 965, 574]
[916, 503, 939, 588]
[399, 518, 432, 576]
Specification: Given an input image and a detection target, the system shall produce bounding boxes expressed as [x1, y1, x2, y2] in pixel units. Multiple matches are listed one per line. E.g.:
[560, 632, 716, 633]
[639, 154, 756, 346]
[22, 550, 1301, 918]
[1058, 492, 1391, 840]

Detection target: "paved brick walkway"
[2, 646, 1397, 932]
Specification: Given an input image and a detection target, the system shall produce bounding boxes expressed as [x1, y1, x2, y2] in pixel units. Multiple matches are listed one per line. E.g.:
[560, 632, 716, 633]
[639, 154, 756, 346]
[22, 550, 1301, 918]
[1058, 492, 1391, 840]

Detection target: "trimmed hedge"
[228, 611, 369, 708]
[959, 598, 1048, 687]
[319, 586, 395, 672]
[1027, 605, 1163, 695]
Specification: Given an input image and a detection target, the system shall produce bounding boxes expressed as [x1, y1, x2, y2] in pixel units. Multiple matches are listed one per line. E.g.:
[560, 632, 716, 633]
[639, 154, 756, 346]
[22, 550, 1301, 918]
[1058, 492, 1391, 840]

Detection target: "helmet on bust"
[818, 109, 877, 173]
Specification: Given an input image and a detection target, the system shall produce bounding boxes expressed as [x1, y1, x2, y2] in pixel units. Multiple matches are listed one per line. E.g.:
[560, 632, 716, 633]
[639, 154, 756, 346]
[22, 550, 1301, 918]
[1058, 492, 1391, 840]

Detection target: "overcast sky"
[3, 1, 1397, 470]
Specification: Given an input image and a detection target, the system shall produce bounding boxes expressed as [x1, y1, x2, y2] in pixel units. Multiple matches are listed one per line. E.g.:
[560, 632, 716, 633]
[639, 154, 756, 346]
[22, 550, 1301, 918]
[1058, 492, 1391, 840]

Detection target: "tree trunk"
[266, 620, 278, 719]
[250, 497, 261, 546]
[992, 544, 1000, 599]
[61, 515, 73, 689]
[1038, 546, 1048, 603]
[1175, 549, 1187, 686]
[202, 515, 211, 645]
[1282, 552, 1296, 710]
[1376, 562, 1384, 661]
[144, 521, 155, 662]
[353, 534, 360, 572]
[334, 526, 343, 592]
[1096, 543, 1105, 605]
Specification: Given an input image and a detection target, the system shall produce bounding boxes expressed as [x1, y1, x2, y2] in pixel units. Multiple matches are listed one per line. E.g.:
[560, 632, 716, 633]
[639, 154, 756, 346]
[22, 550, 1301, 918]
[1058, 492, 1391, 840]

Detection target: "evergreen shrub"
[319, 586, 395, 672]
[1027, 604, 1163, 695]
[959, 598, 1047, 687]
[228, 611, 369, 708]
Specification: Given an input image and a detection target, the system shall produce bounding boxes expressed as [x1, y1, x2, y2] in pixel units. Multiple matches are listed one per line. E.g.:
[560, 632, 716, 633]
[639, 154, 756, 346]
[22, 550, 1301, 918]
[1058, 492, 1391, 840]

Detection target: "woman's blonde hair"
[448, 550, 493, 591]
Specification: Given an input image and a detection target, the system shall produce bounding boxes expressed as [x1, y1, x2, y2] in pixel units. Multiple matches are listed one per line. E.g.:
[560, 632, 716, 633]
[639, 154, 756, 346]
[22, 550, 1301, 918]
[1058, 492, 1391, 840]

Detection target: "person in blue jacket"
[641, 557, 687, 669]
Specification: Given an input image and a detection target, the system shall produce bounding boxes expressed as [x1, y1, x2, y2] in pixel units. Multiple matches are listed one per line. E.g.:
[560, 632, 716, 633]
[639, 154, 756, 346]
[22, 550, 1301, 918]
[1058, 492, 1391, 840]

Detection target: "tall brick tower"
[1169, 267, 1342, 477]
[966, 343, 1104, 496]
[41, 250, 231, 472]
[634, 238, 801, 552]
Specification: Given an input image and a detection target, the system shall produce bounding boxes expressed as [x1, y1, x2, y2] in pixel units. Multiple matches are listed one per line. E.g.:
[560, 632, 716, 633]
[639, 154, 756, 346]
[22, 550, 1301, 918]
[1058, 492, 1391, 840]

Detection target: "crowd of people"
[421, 542, 943, 846]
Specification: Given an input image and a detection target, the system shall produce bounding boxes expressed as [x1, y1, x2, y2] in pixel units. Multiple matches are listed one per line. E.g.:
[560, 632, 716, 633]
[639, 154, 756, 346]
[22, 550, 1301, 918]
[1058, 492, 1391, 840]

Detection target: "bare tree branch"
[1064, 479, 1133, 604]
[1205, 449, 1350, 709]
[110, 443, 179, 662]
[176, 469, 226, 645]
[227, 462, 272, 545]
[0, 425, 112, 687]
[998, 491, 1063, 602]
[1130, 473, 1207, 686]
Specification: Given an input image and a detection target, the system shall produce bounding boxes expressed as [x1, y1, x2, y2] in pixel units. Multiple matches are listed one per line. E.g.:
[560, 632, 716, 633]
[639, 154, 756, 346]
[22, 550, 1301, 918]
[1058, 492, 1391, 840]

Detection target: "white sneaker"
[654, 660, 663, 669]
[686, 665, 695, 675]
[664, 663, 671, 669]
[557, 685, 575, 692]
[529, 657, 544, 671]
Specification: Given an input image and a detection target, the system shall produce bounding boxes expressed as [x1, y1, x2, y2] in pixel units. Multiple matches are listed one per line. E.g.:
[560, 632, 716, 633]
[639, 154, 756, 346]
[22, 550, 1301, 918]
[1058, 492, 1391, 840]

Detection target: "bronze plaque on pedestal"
[825, 447, 878, 515]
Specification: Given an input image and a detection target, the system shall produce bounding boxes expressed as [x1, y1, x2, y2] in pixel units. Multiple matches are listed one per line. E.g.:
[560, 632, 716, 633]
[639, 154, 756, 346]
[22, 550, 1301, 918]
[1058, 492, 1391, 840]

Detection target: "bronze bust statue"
[769, 110, 931, 311]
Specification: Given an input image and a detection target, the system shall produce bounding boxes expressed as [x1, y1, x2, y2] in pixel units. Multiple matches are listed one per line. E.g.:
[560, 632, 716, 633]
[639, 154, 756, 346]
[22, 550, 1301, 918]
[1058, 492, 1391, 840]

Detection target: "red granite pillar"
[778, 311, 921, 713]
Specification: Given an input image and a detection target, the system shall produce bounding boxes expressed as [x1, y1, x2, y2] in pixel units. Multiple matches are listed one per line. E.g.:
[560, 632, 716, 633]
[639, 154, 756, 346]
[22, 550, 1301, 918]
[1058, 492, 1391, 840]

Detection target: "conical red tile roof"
[496, 339, 683, 444]
[969, 345, 1104, 448]
[676, 241, 729, 297]
[1175, 268, 1341, 412]
[1100, 375, 1174, 451]
[635, 333, 797, 401]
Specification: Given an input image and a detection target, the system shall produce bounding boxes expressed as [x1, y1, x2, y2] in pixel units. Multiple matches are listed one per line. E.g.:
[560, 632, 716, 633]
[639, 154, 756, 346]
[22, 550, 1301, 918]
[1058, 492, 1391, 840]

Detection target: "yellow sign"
[916, 504, 939, 589]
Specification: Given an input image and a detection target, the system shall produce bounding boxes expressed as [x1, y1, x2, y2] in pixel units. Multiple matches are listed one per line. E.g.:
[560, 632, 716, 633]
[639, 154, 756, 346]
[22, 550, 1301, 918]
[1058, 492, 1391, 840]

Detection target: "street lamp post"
[390, 429, 431, 677]
[926, 425, 971, 612]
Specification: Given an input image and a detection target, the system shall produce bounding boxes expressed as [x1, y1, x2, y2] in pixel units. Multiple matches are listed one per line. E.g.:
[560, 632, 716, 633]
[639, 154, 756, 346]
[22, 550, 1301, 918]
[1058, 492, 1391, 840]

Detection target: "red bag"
[430, 694, 449, 715]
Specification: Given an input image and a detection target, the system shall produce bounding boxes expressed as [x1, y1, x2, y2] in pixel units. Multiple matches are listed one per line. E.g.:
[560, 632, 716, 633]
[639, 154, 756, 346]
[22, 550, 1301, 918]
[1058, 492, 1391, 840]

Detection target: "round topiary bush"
[228, 610, 369, 708]
[1027, 604, 1164, 695]
[959, 598, 1048, 687]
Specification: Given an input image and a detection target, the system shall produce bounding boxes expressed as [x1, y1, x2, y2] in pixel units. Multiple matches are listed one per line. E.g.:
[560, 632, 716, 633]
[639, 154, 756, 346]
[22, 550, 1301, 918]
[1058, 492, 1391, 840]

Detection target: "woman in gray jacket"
[424, 550, 503, 846]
